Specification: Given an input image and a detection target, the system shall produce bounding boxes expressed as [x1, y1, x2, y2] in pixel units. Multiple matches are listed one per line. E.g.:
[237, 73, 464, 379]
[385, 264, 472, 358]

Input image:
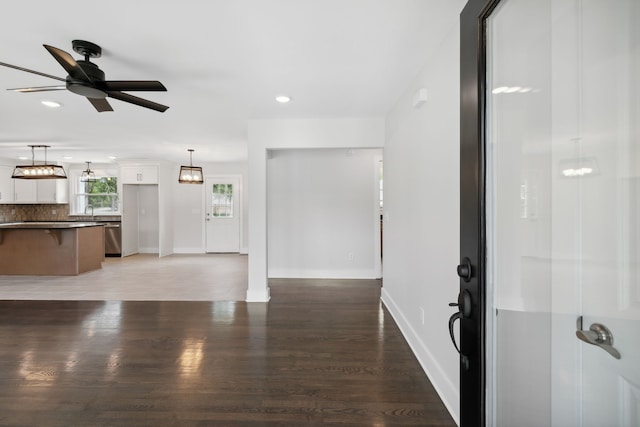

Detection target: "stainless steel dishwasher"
[102, 221, 122, 256]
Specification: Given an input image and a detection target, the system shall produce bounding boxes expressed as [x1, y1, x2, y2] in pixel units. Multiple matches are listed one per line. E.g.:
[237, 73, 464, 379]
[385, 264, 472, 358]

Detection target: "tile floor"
[0, 254, 248, 301]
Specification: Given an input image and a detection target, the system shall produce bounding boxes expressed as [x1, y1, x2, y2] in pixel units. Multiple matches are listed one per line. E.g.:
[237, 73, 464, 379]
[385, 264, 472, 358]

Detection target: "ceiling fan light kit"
[12, 145, 67, 180]
[178, 149, 203, 184]
[1, 40, 168, 112]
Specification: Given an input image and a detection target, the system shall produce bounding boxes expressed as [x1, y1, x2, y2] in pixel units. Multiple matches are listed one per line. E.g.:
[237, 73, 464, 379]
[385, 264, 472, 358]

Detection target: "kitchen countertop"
[0, 222, 104, 229]
[67, 215, 121, 222]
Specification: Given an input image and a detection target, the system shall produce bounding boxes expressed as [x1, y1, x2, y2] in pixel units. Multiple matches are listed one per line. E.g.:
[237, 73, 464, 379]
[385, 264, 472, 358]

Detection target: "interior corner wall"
[382, 22, 461, 424]
[267, 148, 382, 279]
[171, 161, 249, 254]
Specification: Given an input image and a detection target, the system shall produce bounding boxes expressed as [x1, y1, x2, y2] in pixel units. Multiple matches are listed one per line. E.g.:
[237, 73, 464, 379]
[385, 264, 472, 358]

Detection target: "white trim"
[268, 269, 380, 279]
[381, 287, 460, 425]
[240, 246, 249, 255]
[374, 153, 383, 278]
[246, 286, 270, 302]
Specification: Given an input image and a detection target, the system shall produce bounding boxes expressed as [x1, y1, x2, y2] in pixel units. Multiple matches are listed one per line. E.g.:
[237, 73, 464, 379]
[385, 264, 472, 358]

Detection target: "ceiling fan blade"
[87, 97, 113, 112]
[0, 61, 66, 82]
[102, 81, 167, 92]
[7, 85, 66, 93]
[43, 44, 91, 81]
[107, 91, 169, 113]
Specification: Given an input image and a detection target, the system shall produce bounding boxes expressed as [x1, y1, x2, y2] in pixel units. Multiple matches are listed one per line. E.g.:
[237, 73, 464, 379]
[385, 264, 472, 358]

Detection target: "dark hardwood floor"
[0, 279, 455, 426]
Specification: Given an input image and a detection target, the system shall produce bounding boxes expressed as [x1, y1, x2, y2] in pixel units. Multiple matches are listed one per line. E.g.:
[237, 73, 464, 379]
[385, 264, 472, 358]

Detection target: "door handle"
[448, 289, 472, 370]
[575, 316, 621, 360]
[448, 311, 463, 353]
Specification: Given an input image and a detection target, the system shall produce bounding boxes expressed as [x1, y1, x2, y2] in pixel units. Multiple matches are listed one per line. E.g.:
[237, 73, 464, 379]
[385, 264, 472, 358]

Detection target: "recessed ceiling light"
[63, 156, 73, 160]
[108, 156, 117, 160]
[18, 156, 28, 160]
[41, 100, 62, 108]
[275, 95, 291, 103]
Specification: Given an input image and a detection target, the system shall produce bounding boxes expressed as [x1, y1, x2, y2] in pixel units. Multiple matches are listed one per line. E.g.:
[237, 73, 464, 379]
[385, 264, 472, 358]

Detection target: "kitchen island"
[0, 222, 105, 275]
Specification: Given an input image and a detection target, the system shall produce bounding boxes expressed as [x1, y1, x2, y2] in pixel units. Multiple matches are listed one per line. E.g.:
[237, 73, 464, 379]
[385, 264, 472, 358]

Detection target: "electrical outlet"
[52, 209, 57, 215]
[419, 307, 425, 325]
[348, 252, 354, 261]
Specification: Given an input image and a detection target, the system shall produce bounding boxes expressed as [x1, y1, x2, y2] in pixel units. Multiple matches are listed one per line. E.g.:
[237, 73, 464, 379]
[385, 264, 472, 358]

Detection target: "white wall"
[247, 118, 385, 301]
[267, 148, 382, 279]
[158, 163, 174, 257]
[382, 22, 461, 423]
[171, 161, 249, 253]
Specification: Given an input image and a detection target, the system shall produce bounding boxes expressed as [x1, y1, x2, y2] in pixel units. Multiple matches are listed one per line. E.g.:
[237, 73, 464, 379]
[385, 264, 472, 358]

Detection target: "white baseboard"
[381, 288, 460, 425]
[246, 286, 270, 302]
[268, 268, 379, 279]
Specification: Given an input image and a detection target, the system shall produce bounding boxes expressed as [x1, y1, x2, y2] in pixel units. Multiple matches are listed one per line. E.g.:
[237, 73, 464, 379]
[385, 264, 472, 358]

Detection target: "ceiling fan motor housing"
[66, 60, 107, 98]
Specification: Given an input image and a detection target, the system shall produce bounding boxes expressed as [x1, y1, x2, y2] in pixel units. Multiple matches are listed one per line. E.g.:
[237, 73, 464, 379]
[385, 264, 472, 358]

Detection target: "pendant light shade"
[179, 149, 203, 184]
[11, 145, 67, 179]
[81, 161, 97, 182]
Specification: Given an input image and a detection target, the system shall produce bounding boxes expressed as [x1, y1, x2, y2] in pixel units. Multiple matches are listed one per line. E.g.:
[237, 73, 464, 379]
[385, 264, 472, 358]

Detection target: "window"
[211, 183, 233, 217]
[76, 176, 119, 214]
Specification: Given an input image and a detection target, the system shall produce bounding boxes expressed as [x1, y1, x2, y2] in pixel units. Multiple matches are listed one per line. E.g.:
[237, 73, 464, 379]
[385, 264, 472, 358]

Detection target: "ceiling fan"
[0, 40, 168, 113]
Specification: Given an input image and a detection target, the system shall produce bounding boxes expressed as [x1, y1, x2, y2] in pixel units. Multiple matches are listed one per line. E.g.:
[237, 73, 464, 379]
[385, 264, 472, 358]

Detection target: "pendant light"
[11, 145, 67, 179]
[81, 161, 97, 182]
[178, 149, 203, 184]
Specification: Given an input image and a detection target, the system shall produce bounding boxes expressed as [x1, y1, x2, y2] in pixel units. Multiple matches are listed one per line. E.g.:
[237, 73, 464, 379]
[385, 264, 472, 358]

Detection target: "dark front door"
[458, 0, 640, 426]
[456, 0, 501, 425]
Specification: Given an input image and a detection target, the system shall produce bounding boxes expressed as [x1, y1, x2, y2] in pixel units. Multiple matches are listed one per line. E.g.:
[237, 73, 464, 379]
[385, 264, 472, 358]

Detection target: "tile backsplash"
[0, 204, 70, 222]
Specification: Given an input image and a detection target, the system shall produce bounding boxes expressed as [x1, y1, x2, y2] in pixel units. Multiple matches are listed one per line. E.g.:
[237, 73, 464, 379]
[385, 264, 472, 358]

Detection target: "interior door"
[461, 0, 640, 425]
[121, 185, 139, 257]
[205, 176, 240, 253]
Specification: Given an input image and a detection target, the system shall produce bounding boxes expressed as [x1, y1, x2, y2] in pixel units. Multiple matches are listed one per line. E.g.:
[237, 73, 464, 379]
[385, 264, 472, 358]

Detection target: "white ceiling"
[0, 0, 463, 165]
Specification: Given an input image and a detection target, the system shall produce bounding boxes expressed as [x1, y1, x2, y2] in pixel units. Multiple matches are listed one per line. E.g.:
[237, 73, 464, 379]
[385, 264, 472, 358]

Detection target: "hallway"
[0, 279, 455, 426]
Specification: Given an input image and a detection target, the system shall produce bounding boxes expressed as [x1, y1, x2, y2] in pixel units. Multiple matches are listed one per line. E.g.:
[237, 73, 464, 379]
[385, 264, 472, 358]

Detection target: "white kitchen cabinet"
[37, 179, 68, 203]
[13, 179, 36, 203]
[11, 179, 68, 203]
[120, 165, 158, 184]
[0, 166, 13, 203]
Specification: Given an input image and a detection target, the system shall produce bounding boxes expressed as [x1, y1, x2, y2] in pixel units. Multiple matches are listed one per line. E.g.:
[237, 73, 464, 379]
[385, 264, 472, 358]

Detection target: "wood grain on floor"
[0, 279, 456, 426]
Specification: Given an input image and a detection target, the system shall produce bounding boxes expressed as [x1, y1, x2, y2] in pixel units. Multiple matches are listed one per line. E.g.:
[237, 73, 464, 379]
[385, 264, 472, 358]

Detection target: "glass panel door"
[205, 176, 241, 253]
[486, 0, 640, 425]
